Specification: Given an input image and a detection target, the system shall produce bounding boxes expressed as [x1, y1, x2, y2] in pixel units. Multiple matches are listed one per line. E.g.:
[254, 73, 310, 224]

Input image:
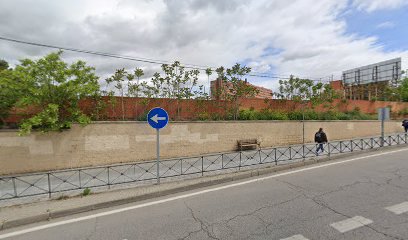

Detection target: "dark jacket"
[315, 131, 328, 143]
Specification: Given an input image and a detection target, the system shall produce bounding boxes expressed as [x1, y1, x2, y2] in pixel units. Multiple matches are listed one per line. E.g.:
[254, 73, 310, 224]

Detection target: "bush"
[220, 108, 377, 121]
[398, 108, 408, 116]
[318, 111, 338, 120]
[303, 110, 319, 120]
[211, 112, 224, 121]
[197, 112, 210, 121]
[287, 111, 303, 120]
[239, 109, 257, 120]
[236, 109, 376, 121]
[267, 111, 289, 120]
[336, 112, 352, 120]
[82, 188, 91, 196]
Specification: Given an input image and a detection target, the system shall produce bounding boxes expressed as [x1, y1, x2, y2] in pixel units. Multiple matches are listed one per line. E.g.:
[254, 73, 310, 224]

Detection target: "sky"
[0, 0, 407, 91]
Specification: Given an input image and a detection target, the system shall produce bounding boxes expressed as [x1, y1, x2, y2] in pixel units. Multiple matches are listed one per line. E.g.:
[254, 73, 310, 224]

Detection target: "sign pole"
[147, 107, 168, 185]
[381, 108, 385, 147]
[156, 129, 160, 184]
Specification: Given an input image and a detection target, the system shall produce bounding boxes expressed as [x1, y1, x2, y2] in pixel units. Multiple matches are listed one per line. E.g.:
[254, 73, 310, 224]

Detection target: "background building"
[339, 58, 402, 100]
[210, 78, 273, 100]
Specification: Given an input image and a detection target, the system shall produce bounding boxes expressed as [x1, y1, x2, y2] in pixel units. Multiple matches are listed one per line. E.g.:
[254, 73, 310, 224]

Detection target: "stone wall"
[0, 121, 403, 175]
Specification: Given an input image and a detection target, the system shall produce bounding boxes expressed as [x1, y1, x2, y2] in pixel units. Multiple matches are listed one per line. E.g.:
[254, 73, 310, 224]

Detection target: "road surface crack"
[181, 202, 220, 240]
[217, 194, 304, 238]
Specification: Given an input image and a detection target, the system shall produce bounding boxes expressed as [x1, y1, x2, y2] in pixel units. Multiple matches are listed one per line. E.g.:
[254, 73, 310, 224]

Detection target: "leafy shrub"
[398, 108, 408, 116]
[237, 109, 375, 121]
[197, 112, 210, 121]
[303, 110, 319, 120]
[266, 111, 289, 120]
[82, 188, 91, 196]
[287, 111, 303, 120]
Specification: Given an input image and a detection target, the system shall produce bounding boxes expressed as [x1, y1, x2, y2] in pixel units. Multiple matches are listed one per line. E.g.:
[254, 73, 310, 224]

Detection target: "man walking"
[315, 128, 328, 156]
[402, 120, 408, 133]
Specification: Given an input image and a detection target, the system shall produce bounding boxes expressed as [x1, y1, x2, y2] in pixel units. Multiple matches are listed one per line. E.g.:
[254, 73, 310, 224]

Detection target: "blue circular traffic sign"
[147, 108, 169, 129]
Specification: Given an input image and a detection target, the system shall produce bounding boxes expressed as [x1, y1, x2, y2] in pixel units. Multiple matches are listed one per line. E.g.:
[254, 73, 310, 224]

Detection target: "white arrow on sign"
[150, 114, 167, 123]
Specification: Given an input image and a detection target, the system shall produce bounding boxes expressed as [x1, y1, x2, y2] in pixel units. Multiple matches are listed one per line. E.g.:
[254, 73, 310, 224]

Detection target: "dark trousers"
[405, 127, 408, 133]
[316, 143, 324, 154]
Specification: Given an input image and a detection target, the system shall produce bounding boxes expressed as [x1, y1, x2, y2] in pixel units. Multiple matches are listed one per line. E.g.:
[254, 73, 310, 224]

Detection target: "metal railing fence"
[1, 133, 407, 201]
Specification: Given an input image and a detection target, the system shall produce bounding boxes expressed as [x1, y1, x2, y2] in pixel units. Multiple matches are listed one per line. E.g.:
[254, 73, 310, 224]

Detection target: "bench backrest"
[238, 139, 258, 145]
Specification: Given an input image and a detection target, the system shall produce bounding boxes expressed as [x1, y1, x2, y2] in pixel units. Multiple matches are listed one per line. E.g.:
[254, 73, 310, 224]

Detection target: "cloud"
[352, 0, 408, 12]
[0, 0, 407, 91]
[376, 21, 396, 29]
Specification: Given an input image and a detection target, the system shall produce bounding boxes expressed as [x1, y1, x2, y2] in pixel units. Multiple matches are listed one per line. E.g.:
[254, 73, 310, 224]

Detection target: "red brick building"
[210, 78, 273, 100]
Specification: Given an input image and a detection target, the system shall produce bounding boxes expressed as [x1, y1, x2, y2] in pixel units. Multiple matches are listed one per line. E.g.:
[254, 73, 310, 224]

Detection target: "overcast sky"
[1, 0, 407, 90]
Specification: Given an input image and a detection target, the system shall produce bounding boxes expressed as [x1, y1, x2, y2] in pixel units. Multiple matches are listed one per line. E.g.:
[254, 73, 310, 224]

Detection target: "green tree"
[217, 64, 259, 120]
[0, 59, 9, 71]
[0, 67, 22, 126]
[398, 77, 408, 102]
[150, 61, 202, 119]
[130, 68, 144, 119]
[106, 68, 127, 120]
[205, 68, 213, 98]
[277, 76, 315, 101]
[277, 76, 337, 108]
[134, 67, 144, 97]
[14, 51, 100, 134]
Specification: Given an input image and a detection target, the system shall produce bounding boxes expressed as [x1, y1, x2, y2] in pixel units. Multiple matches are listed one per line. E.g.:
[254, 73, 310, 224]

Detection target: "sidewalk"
[0, 146, 401, 231]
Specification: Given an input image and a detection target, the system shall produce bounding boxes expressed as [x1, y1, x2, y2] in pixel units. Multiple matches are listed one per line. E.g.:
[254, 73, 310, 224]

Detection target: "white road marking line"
[0, 148, 407, 239]
[281, 234, 309, 240]
[330, 216, 373, 233]
[386, 201, 408, 215]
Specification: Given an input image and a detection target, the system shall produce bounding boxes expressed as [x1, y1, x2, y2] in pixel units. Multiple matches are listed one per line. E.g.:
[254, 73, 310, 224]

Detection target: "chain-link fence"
[1, 133, 406, 201]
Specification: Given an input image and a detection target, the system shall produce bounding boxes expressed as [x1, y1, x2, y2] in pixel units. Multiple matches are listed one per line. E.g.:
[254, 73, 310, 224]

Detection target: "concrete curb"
[0, 144, 404, 231]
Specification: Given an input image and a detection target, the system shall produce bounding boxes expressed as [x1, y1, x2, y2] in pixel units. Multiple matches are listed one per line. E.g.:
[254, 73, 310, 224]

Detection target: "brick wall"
[5, 96, 408, 124]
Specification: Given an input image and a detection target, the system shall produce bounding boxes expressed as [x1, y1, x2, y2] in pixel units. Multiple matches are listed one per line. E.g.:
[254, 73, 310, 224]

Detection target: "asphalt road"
[1, 147, 408, 240]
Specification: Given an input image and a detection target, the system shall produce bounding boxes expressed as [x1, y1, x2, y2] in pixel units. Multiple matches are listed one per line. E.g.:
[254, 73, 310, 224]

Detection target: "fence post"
[340, 141, 343, 153]
[289, 146, 292, 160]
[12, 177, 17, 198]
[180, 159, 183, 176]
[47, 173, 51, 198]
[107, 167, 110, 189]
[258, 150, 262, 164]
[79, 170, 82, 189]
[302, 144, 305, 160]
[274, 148, 277, 165]
[221, 154, 224, 169]
[328, 142, 331, 158]
[239, 152, 242, 170]
[350, 140, 353, 152]
[370, 138, 374, 149]
[201, 156, 204, 176]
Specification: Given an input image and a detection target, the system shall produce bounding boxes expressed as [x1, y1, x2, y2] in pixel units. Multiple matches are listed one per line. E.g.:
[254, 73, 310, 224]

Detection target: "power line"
[0, 36, 183, 66]
[0, 36, 224, 71]
[0, 35, 331, 82]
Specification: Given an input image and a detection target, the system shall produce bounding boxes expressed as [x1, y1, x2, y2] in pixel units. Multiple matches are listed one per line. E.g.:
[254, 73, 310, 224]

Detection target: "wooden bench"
[237, 139, 260, 151]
